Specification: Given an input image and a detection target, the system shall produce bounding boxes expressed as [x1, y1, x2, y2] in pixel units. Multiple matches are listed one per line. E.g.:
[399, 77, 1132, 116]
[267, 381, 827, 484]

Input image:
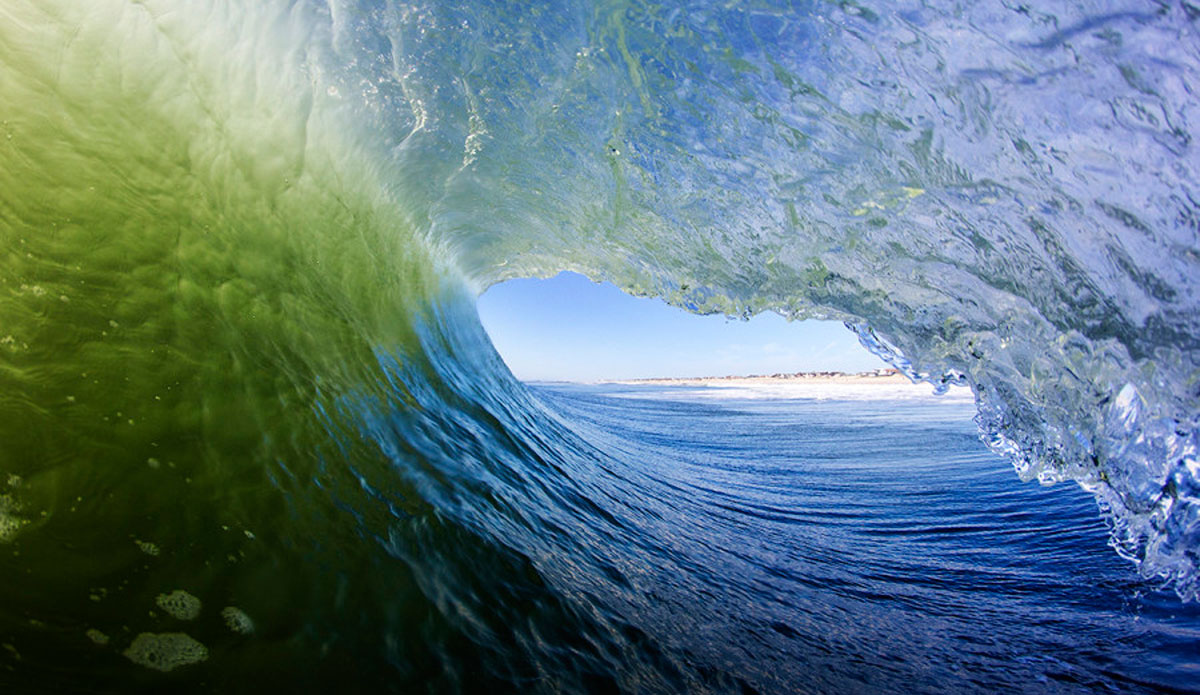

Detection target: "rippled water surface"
[526, 384, 1200, 694]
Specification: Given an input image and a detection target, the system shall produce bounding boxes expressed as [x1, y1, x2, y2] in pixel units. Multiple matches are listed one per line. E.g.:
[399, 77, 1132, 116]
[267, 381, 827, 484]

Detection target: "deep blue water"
[526, 383, 1200, 694]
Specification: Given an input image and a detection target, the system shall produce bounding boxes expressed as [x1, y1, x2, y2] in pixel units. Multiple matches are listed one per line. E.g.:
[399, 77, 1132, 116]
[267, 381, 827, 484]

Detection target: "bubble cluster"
[123, 632, 207, 672]
[85, 629, 109, 646]
[155, 590, 201, 621]
[0, 494, 25, 543]
[135, 539, 160, 556]
[220, 606, 254, 634]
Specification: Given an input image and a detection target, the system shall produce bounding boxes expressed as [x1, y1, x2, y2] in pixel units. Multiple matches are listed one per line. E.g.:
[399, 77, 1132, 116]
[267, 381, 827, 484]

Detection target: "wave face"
[0, 0, 1198, 690]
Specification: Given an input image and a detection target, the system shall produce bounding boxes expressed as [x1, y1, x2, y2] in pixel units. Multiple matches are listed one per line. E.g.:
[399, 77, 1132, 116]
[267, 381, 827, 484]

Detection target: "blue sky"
[475, 271, 886, 382]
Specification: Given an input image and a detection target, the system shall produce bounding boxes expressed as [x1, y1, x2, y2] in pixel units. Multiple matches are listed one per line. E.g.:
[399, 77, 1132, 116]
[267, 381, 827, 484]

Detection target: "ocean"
[527, 384, 1200, 694]
[10, 380, 1199, 693]
[1, 0, 1198, 691]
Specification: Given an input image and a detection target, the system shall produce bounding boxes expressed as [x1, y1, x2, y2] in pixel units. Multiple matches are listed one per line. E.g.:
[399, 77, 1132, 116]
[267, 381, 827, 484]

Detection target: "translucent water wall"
[1, 0, 1197, 614]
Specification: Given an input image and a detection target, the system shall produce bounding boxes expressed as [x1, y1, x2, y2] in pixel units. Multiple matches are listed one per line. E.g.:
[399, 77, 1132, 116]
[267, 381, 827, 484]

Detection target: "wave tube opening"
[476, 271, 894, 383]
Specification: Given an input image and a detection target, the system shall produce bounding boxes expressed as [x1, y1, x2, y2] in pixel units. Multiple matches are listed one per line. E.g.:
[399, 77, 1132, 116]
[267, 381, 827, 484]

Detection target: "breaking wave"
[1, 0, 1198, 690]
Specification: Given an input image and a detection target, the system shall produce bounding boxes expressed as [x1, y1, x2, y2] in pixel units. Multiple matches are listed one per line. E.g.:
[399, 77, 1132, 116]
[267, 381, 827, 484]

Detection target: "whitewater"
[0, 0, 1197, 691]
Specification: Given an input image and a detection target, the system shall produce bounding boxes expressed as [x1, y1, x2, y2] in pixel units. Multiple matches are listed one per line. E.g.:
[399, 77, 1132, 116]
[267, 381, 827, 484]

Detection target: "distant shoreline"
[606, 368, 908, 386]
[595, 368, 972, 400]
